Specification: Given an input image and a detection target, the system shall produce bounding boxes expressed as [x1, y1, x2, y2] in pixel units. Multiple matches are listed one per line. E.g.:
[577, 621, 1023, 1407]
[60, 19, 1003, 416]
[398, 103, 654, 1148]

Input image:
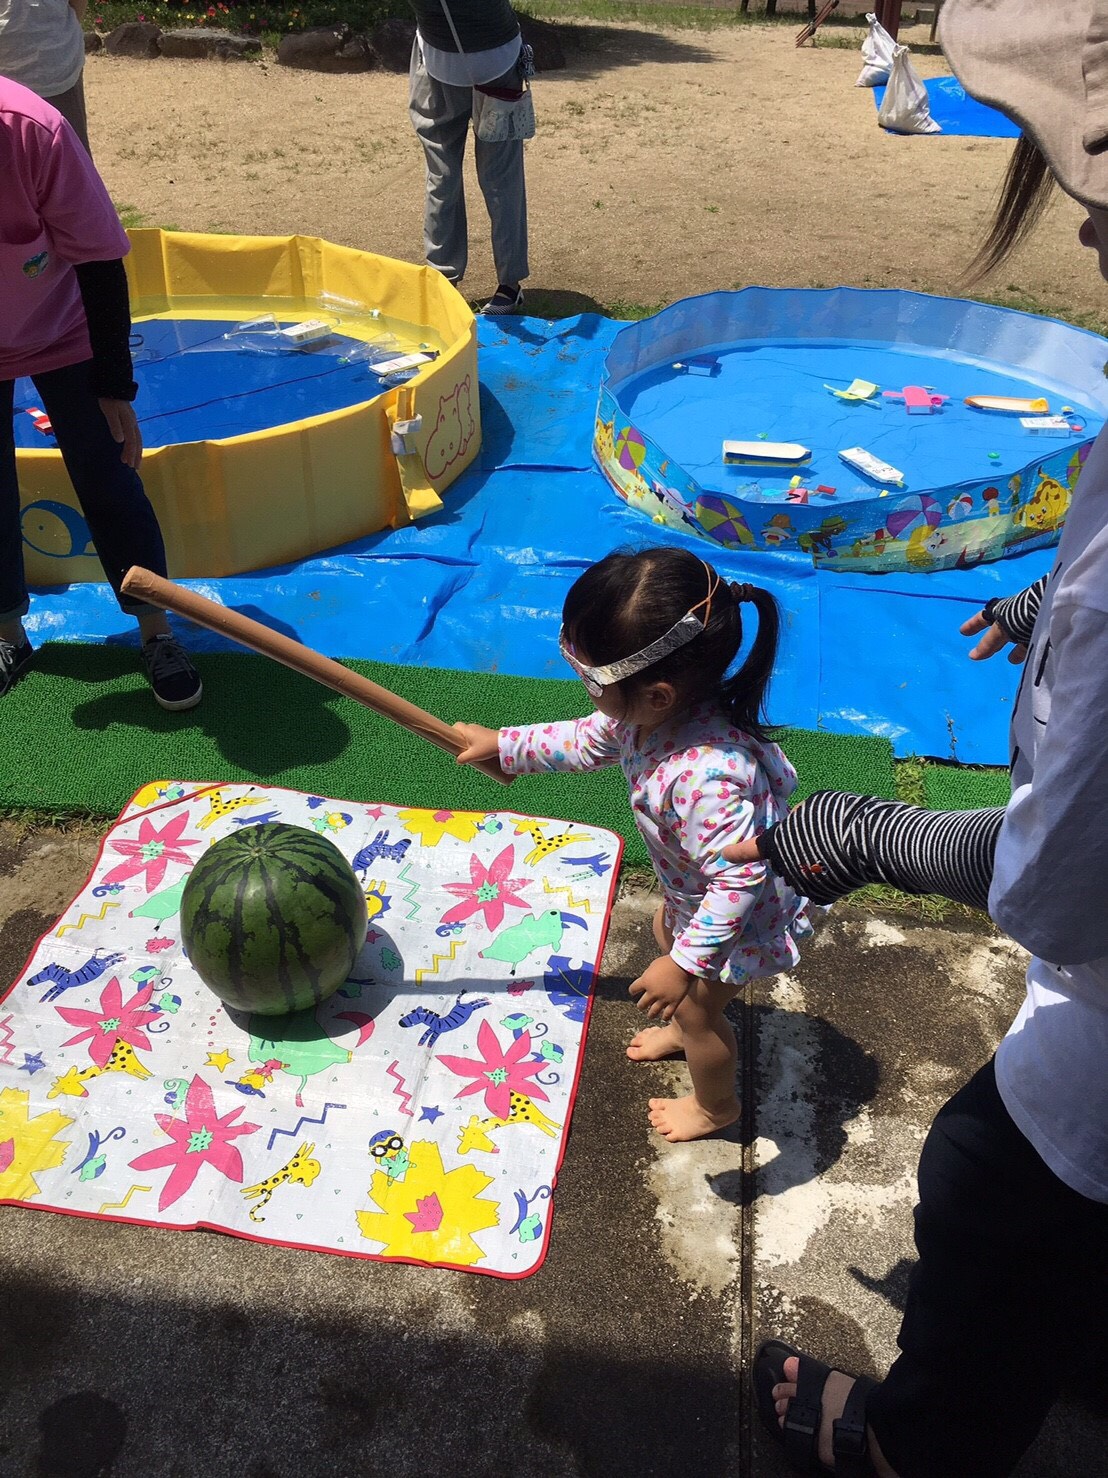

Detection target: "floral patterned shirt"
[499, 703, 813, 985]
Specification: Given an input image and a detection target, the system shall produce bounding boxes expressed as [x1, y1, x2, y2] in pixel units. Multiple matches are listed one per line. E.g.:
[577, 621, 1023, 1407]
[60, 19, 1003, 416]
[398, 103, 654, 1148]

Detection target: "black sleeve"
[983, 575, 1048, 647]
[73, 258, 138, 402]
[757, 791, 1006, 911]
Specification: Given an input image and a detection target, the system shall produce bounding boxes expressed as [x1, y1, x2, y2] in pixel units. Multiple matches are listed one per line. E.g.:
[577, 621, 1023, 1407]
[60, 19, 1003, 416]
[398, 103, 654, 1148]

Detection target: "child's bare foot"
[648, 1093, 740, 1142]
[627, 1022, 685, 1061]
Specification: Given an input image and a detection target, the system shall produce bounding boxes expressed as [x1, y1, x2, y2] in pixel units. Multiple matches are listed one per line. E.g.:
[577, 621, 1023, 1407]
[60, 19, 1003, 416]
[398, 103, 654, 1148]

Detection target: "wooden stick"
[121, 566, 511, 786]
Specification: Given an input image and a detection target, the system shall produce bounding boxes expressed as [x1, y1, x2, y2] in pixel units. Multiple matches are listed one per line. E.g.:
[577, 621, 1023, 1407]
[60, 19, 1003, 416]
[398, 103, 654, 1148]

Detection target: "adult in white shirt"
[723, 3, 1108, 1473]
[0, 0, 90, 151]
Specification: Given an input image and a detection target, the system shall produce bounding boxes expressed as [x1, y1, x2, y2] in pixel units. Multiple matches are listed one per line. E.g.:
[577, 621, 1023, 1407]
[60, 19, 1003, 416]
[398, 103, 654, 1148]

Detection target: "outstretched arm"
[723, 794, 1005, 911]
[454, 711, 624, 776]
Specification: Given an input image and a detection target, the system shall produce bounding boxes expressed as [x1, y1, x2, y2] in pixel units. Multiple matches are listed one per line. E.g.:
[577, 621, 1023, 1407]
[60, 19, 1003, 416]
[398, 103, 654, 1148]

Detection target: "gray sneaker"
[141, 634, 202, 711]
[0, 635, 34, 697]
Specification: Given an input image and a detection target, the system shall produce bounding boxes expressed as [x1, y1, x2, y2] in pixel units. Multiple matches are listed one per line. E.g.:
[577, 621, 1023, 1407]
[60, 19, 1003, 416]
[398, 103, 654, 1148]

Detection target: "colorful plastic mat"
[0, 782, 621, 1278]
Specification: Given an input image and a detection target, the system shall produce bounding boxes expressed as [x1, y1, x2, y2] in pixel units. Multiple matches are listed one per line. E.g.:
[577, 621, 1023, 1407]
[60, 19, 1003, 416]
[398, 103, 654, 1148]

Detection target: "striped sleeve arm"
[757, 792, 1005, 910]
[983, 576, 1047, 648]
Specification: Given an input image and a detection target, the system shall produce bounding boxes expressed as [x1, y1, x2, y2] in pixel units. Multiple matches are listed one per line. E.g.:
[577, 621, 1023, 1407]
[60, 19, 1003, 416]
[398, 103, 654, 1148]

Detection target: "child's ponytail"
[718, 583, 780, 740]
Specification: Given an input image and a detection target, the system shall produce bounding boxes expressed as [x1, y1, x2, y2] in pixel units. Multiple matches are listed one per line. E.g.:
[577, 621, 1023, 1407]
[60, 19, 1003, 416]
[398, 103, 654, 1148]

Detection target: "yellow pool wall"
[18, 230, 480, 586]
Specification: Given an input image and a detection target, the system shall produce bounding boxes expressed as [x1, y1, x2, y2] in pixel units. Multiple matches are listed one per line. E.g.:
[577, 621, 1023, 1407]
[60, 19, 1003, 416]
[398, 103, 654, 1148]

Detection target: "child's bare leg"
[651, 901, 674, 953]
[629, 906, 685, 1061]
[648, 978, 740, 1142]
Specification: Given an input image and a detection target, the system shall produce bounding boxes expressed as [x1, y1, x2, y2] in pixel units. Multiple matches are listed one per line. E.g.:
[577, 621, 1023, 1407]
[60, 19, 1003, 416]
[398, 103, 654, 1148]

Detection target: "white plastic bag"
[856, 11, 896, 87]
[877, 45, 941, 134]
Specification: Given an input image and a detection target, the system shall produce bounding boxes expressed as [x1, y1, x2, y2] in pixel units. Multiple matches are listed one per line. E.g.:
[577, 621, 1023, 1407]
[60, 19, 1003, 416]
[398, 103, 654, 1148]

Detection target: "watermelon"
[180, 823, 368, 1016]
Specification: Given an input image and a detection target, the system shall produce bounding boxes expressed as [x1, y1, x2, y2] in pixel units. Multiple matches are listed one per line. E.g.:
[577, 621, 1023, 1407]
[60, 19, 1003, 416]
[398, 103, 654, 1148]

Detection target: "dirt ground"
[86, 19, 1101, 321]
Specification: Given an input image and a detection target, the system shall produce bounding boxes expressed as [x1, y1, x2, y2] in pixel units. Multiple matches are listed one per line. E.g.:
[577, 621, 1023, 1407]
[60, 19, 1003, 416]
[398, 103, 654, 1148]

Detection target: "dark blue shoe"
[141, 634, 202, 711]
[0, 635, 34, 697]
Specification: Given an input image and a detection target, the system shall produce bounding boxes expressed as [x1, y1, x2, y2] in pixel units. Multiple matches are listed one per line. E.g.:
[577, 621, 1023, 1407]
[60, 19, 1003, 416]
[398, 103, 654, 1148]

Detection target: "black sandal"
[753, 1339, 878, 1476]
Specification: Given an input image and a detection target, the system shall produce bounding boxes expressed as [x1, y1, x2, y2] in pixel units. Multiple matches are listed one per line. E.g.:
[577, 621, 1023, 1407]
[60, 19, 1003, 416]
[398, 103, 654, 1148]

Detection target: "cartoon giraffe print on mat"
[47, 1039, 153, 1099]
[240, 1142, 321, 1222]
[195, 789, 271, 831]
[513, 821, 593, 868]
[457, 1093, 562, 1155]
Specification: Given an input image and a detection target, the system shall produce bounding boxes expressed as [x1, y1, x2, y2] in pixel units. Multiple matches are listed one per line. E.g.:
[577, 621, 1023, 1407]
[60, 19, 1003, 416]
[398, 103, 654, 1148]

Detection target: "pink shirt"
[499, 703, 815, 986]
[0, 76, 130, 382]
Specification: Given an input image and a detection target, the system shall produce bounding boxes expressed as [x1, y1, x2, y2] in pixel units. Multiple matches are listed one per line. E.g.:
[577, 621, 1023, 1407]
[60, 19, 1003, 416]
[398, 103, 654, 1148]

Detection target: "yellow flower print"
[356, 1140, 498, 1266]
[0, 1087, 73, 1200]
[396, 808, 485, 848]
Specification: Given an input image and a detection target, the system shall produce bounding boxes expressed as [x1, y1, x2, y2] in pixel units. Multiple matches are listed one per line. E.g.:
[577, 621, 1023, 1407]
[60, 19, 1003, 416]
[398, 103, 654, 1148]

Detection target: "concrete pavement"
[1, 821, 1104, 1476]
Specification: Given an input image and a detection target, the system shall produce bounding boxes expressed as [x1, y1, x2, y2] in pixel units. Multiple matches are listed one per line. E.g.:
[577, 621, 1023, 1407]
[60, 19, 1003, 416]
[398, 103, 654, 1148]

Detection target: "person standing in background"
[406, 0, 530, 315]
[0, 0, 91, 152]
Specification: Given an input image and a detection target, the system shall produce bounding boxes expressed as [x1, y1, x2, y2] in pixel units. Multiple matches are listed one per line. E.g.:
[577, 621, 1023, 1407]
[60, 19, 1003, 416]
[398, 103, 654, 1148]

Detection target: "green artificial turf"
[924, 763, 1012, 812]
[0, 644, 911, 868]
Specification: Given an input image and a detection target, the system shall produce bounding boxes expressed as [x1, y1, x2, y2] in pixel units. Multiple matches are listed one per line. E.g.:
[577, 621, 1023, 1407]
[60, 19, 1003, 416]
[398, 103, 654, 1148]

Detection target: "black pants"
[867, 1059, 1108, 1478]
[2, 360, 166, 622]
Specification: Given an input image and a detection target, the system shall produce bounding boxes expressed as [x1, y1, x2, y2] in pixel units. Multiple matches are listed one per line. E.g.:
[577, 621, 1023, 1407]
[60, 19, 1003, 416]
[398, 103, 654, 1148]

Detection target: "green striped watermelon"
[180, 823, 368, 1016]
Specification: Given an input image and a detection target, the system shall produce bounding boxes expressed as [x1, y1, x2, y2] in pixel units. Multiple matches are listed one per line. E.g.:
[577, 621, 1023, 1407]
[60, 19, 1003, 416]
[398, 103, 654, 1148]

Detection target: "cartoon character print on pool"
[424, 376, 476, 481]
[20, 501, 96, 560]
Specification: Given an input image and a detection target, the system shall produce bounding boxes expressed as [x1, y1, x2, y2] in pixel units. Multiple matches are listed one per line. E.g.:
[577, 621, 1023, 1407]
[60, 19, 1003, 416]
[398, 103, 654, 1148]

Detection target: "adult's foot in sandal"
[757, 1341, 900, 1477]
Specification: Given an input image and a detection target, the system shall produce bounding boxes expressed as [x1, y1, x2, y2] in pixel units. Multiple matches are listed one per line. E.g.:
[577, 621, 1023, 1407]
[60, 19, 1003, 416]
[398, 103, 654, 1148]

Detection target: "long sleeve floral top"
[499, 703, 814, 985]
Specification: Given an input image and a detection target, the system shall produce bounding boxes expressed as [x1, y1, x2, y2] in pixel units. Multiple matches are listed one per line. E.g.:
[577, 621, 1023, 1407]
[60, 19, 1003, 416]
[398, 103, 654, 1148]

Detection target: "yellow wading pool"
[17, 230, 480, 586]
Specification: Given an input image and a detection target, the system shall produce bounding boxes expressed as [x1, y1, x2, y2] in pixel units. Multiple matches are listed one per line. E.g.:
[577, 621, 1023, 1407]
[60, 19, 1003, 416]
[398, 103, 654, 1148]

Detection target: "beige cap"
[940, 0, 1108, 209]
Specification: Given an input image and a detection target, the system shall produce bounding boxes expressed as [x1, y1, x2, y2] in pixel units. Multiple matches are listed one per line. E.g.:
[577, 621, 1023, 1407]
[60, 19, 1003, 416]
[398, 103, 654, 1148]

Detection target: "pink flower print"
[56, 978, 157, 1068]
[130, 1074, 259, 1211]
[438, 1020, 549, 1120]
[100, 812, 200, 894]
[440, 845, 531, 931]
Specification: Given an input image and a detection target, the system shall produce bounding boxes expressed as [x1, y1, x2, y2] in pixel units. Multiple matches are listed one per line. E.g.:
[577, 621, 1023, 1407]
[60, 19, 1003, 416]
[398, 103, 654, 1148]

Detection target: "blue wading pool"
[594, 289, 1108, 575]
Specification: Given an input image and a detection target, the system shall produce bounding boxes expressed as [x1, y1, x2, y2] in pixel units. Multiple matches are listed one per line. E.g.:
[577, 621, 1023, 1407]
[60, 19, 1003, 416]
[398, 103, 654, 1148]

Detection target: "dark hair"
[561, 546, 780, 739]
[967, 135, 1056, 282]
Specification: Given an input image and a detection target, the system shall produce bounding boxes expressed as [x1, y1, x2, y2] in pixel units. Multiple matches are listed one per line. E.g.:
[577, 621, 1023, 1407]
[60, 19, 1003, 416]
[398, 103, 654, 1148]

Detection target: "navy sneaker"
[480, 283, 524, 316]
[0, 635, 34, 696]
[141, 634, 202, 711]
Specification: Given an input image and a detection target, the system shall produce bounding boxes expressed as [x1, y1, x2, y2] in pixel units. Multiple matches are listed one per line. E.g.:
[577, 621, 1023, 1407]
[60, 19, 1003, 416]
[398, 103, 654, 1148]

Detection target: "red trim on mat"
[0, 780, 625, 1280]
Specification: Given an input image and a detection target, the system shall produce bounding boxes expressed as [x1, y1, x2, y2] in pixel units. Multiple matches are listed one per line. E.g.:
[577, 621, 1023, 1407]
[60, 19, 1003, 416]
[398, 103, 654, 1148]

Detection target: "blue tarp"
[874, 75, 1021, 138]
[23, 311, 1072, 765]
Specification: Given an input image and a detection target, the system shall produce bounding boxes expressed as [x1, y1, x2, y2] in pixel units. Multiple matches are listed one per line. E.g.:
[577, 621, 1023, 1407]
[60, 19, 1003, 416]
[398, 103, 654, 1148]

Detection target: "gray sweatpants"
[408, 38, 529, 288]
[44, 73, 91, 155]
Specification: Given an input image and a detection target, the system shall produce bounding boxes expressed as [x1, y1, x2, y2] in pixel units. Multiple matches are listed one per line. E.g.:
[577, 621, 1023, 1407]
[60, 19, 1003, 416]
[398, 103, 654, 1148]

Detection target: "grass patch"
[979, 287, 1108, 339]
[517, 0, 797, 28]
[86, 0, 862, 39]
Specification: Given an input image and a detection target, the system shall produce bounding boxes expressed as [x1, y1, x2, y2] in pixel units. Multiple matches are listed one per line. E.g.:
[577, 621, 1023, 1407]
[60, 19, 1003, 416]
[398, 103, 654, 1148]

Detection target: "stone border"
[85, 14, 566, 72]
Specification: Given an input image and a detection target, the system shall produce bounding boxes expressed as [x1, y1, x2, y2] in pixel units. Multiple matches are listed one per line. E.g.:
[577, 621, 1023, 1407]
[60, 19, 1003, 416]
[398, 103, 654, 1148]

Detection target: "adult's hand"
[99, 398, 142, 470]
[960, 609, 1027, 664]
